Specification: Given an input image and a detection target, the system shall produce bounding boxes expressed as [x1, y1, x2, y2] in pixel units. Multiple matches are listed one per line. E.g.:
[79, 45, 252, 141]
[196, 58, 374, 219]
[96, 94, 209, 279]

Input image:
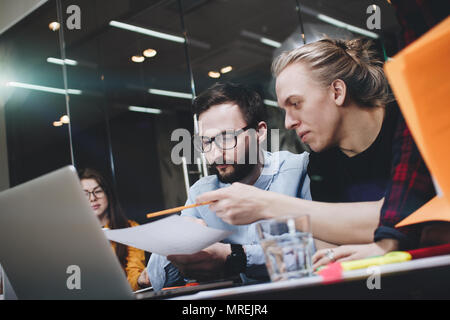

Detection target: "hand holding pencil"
[146, 201, 214, 219]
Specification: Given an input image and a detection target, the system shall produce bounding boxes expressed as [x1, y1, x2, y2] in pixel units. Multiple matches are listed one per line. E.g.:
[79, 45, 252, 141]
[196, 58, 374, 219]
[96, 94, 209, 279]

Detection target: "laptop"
[0, 166, 134, 299]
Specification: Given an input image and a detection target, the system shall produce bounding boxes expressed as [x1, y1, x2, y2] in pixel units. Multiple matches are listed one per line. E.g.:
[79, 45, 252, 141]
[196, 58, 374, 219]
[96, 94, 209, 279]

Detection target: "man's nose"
[207, 143, 224, 164]
[285, 111, 301, 130]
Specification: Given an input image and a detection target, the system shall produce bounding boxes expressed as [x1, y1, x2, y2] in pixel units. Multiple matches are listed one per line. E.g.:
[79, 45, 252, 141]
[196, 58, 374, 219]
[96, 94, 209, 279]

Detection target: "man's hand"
[183, 216, 207, 227]
[167, 242, 231, 281]
[196, 182, 274, 225]
[312, 239, 399, 270]
[137, 268, 151, 288]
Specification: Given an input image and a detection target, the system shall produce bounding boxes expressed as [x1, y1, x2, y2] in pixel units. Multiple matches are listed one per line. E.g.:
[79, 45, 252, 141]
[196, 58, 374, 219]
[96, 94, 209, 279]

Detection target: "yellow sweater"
[107, 220, 146, 291]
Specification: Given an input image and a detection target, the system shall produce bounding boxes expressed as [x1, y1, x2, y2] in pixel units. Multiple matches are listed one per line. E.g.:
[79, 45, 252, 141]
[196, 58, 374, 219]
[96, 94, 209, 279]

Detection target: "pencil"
[146, 201, 214, 219]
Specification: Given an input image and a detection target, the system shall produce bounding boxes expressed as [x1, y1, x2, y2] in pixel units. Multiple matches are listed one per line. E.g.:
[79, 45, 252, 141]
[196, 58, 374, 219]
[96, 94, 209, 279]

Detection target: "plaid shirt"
[374, 114, 435, 249]
[376, 0, 443, 248]
[390, 0, 448, 48]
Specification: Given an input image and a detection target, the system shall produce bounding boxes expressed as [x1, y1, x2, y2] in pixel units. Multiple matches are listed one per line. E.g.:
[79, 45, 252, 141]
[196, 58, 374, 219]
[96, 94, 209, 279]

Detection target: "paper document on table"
[104, 215, 232, 256]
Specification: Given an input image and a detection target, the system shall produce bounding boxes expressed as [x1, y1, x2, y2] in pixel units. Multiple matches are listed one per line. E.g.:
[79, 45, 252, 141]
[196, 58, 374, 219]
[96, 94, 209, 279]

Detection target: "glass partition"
[1, 0, 402, 224]
[183, 0, 306, 154]
[61, 0, 194, 222]
[1, 1, 72, 185]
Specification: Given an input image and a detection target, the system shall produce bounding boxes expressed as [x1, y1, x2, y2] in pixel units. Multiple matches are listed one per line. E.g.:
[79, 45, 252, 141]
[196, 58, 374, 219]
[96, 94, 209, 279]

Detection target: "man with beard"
[146, 83, 310, 291]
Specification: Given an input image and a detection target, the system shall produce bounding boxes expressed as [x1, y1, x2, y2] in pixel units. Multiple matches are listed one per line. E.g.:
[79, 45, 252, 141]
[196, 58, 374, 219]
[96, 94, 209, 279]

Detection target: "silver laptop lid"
[0, 166, 134, 299]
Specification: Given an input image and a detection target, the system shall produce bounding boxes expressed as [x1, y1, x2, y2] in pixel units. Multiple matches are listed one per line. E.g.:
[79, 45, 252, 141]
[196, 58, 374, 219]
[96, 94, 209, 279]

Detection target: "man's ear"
[330, 79, 347, 107]
[256, 121, 268, 143]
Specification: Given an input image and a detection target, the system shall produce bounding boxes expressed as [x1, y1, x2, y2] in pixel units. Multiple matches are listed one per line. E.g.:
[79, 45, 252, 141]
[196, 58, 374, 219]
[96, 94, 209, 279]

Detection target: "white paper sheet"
[103, 215, 232, 256]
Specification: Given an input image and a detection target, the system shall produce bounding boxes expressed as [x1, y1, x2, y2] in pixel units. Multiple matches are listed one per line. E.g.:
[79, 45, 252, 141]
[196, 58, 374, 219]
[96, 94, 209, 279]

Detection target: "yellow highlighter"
[340, 251, 412, 271]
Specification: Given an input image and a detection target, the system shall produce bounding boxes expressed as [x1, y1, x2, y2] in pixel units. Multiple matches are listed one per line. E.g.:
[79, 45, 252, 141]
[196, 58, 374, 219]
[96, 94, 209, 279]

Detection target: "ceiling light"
[220, 66, 233, 74]
[128, 106, 162, 114]
[316, 14, 379, 39]
[6, 81, 82, 95]
[208, 71, 221, 78]
[260, 37, 282, 48]
[49, 22, 60, 31]
[143, 49, 157, 58]
[53, 121, 63, 127]
[47, 57, 78, 66]
[60, 115, 70, 124]
[109, 21, 185, 43]
[241, 30, 282, 48]
[263, 99, 278, 107]
[131, 55, 145, 63]
[148, 88, 193, 99]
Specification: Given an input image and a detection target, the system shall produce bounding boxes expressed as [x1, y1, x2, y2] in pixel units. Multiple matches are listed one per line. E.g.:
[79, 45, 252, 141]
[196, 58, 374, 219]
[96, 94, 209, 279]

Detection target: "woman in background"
[78, 168, 149, 291]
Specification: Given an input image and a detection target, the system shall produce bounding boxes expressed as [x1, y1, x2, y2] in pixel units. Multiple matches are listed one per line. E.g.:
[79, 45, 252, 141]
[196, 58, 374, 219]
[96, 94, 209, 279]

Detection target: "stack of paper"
[104, 215, 232, 256]
[384, 17, 450, 227]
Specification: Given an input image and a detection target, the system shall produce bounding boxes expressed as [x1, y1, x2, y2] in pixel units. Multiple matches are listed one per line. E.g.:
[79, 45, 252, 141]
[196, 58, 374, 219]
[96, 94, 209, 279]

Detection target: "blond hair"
[272, 38, 392, 108]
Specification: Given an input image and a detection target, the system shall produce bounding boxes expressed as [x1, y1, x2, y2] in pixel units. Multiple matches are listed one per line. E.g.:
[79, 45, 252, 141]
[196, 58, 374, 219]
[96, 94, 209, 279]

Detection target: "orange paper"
[396, 196, 450, 227]
[384, 17, 450, 227]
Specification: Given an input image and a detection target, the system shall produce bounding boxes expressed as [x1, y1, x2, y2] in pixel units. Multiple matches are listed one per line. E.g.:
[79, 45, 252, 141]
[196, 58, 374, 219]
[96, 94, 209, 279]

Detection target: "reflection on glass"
[109, 20, 185, 44]
[60, 1, 194, 222]
[128, 106, 162, 115]
[48, 21, 60, 31]
[143, 49, 157, 58]
[6, 81, 82, 95]
[207, 71, 221, 79]
[47, 57, 78, 66]
[131, 55, 145, 63]
[220, 66, 233, 74]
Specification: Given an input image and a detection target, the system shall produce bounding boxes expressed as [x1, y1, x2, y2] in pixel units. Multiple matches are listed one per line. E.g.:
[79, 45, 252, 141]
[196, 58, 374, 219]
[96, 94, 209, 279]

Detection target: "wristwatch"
[225, 244, 247, 276]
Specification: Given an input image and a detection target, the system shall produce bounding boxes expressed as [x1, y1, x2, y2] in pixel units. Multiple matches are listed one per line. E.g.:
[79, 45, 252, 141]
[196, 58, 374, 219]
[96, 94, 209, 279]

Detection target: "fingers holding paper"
[167, 242, 231, 281]
[183, 216, 207, 227]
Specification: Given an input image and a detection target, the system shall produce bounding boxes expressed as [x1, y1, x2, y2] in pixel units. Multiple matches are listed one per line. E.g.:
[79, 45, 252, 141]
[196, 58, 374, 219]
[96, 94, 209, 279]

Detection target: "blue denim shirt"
[147, 150, 310, 291]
